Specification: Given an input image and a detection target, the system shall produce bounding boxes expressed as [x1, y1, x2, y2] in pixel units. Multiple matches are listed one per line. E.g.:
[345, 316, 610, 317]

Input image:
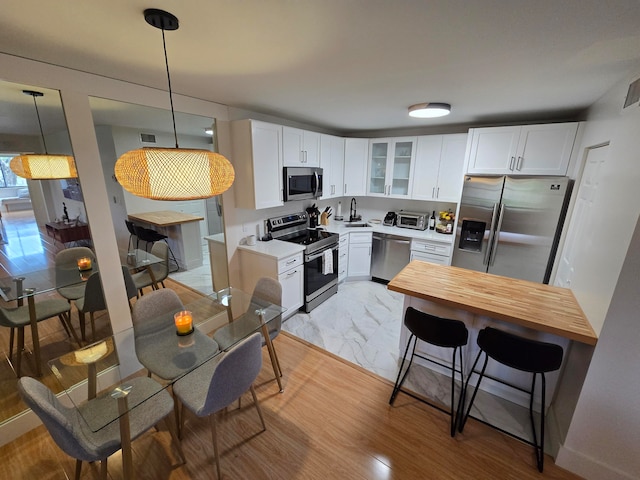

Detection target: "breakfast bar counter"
[387, 260, 597, 345]
[128, 210, 204, 270]
[387, 260, 597, 451]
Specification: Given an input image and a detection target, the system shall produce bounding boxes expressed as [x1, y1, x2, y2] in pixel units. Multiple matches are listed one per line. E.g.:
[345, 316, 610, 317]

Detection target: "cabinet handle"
[286, 270, 297, 278]
[286, 259, 296, 265]
[344, 184, 347, 194]
[516, 156, 523, 171]
[509, 156, 515, 170]
[436, 187, 440, 198]
[432, 187, 435, 198]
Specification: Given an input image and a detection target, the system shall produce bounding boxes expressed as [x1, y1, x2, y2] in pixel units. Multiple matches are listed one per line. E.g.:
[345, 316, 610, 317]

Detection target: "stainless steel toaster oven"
[396, 211, 429, 230]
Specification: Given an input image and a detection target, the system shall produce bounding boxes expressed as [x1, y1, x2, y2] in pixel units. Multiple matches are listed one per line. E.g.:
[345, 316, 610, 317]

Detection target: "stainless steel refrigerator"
[451, 176, 573, 283]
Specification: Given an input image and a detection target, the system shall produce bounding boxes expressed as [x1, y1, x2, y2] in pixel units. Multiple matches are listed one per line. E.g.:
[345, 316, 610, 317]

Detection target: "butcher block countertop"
[388, 261, 597, 346]
[128, 210, 204, 227]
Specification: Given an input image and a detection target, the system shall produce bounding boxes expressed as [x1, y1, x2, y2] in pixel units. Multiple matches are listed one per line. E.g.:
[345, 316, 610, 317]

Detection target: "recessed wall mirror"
[0, 80, 94, 425]
[88, 96, 229, 294]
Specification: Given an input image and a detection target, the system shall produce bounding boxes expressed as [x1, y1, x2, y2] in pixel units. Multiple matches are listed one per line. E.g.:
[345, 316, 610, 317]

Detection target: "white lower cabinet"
[239, 249, 303, 318]
[410, 239, 452, 266]
[278, 260, 303, 318]
[347, 231, 372, 278]
[338, 233, 349, 282]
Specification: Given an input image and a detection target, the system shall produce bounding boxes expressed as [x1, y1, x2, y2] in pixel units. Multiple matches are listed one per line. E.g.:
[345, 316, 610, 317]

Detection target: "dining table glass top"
[0, 249, 163, 303]
[47, 287, 285, 433]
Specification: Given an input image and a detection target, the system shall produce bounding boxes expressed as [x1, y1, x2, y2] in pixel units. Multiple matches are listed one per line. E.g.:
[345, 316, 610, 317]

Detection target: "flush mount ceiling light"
[10, 90, 78, 179]
[408, 103, 452, 118]
[114, 8, 234, 200]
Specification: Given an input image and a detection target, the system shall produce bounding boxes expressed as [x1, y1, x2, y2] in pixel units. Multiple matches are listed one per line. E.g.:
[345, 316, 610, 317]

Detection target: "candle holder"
[77, 257, 92, 271]
[174, 310, 194, 336]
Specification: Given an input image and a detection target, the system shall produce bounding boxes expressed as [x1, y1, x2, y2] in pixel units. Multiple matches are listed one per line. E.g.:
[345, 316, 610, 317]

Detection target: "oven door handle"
[305, 245, 338, 262]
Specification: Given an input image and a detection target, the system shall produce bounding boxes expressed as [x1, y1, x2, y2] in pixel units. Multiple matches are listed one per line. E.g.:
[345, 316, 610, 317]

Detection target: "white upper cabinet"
[283, 126, 320, 166]
[319, 134, 345, 199]
[343, 138, 369, 196]
[411, 134, 467, 202]
[466, 122, 579, 176]
[231, 119, 284, 210]
[367, 137, 416, 198]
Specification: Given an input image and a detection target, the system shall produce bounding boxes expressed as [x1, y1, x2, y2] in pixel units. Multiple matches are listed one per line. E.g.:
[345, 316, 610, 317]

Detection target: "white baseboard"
[556, 444, 637, 480]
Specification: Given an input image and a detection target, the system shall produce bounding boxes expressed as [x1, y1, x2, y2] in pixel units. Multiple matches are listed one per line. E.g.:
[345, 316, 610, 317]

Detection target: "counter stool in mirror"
[458, 327, 564, 472]
[389, 307, 468, 437]
[133, 226, 179, 272]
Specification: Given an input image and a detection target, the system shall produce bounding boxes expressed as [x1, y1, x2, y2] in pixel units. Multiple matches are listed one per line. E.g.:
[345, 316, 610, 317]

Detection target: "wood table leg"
[26, 292, 42, 377]
[114, 389, 134, 480]
[259, 311, 283, 393]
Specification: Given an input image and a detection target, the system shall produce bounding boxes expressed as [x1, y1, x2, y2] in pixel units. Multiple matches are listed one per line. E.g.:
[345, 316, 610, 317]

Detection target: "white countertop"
[323, 221, 455, 244]
[238, 239, 306, 259]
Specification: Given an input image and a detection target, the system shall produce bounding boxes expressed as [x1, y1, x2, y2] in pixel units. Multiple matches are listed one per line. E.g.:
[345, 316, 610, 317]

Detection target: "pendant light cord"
[161, 28, 179, 148]
[31, 94, 49, 154]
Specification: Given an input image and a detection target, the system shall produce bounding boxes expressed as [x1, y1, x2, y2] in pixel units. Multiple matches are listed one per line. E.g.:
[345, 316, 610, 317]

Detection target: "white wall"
[554, 73, 640, 479]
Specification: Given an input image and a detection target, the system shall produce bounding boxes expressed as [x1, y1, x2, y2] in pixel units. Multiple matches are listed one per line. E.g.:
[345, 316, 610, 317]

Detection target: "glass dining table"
[0, 248, 163, 377]
[47, 287, 285, 480]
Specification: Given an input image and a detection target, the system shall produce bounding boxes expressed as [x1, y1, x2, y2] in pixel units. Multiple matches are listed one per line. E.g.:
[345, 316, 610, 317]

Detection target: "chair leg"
[530, 373, 547, 472]
[250, 384, 267, 431]
[164, 415, 186, 465]
[208, 413, 222, 480]
[9, 327, 14, 363]
[100, 458, 108, 480]
[389, 334, 416, 405]
[164, 239, 180, 273]
[16, 327, 24, 377]
[89, 312, 96, 342]
[74, 459, 82, 480]
[458, 350, 489, 433]
[60, 312, 82, 347]
[79, 312, 86, 341]
[453, 345, 466, 435]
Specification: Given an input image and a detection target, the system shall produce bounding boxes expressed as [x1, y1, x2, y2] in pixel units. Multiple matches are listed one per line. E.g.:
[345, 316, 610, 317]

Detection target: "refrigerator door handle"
[483, 203, 500, 266]
[489, 203, 506, 266]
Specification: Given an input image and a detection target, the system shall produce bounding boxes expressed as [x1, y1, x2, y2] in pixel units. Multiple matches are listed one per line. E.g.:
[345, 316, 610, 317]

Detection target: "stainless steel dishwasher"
[371, 233, 411, 283]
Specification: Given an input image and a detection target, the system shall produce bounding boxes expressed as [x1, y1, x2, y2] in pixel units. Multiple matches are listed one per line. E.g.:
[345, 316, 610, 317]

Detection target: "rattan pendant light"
[10, 90, 78, 179]
[114, 8, 234, 200]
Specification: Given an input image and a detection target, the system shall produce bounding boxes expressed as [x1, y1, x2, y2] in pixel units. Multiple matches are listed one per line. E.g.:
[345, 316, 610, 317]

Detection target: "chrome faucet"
[350, 197, 357, 222]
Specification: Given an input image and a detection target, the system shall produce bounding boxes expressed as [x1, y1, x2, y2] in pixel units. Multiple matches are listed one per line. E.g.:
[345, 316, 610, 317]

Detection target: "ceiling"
[2, 0, 640, 135]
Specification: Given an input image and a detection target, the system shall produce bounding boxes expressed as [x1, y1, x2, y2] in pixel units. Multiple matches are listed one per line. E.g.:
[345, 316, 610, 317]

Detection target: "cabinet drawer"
[349, 232, 373, 244]
[410, 239, 451, 257]
[278, 253, 303, 273]
[410, 250, 450, 265]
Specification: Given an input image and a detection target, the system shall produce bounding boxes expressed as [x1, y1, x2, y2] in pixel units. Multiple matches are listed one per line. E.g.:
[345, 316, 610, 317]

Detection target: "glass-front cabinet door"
[368, 137, 416, 197]
[369, 141, 388, 195]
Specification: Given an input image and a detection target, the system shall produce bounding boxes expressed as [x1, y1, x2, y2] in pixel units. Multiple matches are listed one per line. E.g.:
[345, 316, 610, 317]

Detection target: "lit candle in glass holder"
[174, 310, 194, 336]
[77, 257, 92, 271]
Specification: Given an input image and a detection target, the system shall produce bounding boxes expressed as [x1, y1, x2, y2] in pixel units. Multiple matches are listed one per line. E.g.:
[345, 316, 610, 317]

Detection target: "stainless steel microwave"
[283, 167, 323, 201]
[396, 211, 429, 230]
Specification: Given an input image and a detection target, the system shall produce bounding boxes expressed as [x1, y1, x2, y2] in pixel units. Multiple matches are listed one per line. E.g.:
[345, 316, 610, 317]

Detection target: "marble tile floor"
[168, 243, 216, 295]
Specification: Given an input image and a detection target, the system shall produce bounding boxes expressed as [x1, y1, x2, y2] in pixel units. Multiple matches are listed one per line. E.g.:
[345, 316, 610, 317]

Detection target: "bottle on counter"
[429, 210, 436, 230]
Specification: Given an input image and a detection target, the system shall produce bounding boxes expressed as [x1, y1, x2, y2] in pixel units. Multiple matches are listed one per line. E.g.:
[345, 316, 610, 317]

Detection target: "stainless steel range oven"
[267, 212, 339, 312]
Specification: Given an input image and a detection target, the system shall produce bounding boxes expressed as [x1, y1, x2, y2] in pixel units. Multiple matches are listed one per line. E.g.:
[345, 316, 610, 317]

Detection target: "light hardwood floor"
[0, 211, 582, 479]
[1, 331, 581, 479]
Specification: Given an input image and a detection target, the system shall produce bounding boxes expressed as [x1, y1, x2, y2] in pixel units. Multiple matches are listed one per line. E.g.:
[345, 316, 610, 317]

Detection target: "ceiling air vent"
[140, 133, 156, 143]
[623, 77, 640, 109]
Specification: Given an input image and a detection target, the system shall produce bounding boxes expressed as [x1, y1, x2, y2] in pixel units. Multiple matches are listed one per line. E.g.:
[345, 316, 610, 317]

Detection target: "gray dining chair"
[18, 375, 185, 480]
[132, 241, 169, 295]
[173, 332, 266, 479]
[75, 266, 138, 341]
[0, 298, 78, 377]
[214, 277, 284, 385]
[55, 246, 96, 303]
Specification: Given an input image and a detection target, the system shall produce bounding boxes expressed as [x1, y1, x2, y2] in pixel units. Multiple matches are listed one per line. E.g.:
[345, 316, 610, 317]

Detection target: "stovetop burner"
[267, 212, 338, 254]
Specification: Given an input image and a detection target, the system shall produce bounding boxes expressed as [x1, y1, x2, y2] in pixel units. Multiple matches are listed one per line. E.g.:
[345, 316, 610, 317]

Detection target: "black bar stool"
[389, 306, 469, 437]
[124, 220, 138, 251]
[458, 327, 564, 472]
[133, 226, 179, 272]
